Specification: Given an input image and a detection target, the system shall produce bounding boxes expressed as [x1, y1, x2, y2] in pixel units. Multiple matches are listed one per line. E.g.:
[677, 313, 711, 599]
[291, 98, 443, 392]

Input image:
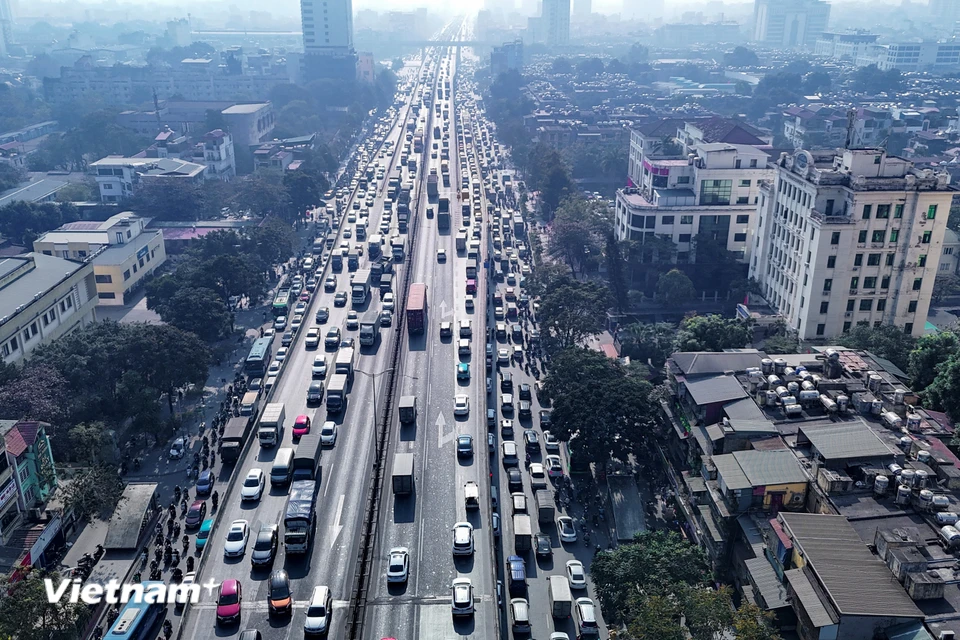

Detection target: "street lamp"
[355, 367, 396, 427]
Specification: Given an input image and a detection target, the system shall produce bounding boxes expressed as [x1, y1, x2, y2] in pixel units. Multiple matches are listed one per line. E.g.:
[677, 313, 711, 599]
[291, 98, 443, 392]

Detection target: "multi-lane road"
[177, 21, 608, 640]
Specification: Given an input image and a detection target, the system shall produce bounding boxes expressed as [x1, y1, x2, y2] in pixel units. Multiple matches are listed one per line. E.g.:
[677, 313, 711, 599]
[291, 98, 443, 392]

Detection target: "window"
[905, 323, 914, 334]
[886, 253, 896, 266]
[860, 299, 873, 311]
[850, 277, 859, 290]
[103, 183, 113, 190]
[876, 204, 890, 219]
[889, 229, 899, 243]
[95, 275, 112, 284]
[827, 255, 837, 268]
[858, 230, 868, 243]
[847, 299, 856, 312]
[946, 247, 955, 256]
[928, 204, 938, 219]
[908, 300, 918, 313]
[737, 196, 749, 204]
[913, 278, 923, 290]
[831, 232, 841, 245]
[736, 215, 750, 224]
[680, 215, 694, 224]
[820, 301, 829, 314]
[864, 277, 877, 289]
[862, 204, 872, 219]
[854, 254, 863, 266]
[699, 179, 732, 205]
[816, 324, 826, 336]
[645, 216, 656, 229]
[872, 230, 886, 243]
[867, 253, 881, 266]
[735, 159, 741, 169]
[99, 291, 116, 299]
[661, 216, 674, 225]
[894, 204, 904, 218]
[823, 279, 833, 292]
[843, 321, 852, 332]
[678, 234, 691, 242]
[922, 231, 932, 244]
[740, 179, 751, 187]
[918, 254, 927, 267]
[825, 199, 835, 215]
[750, 159, 758, 168]
[734, 233, 747, 242]
[881, 276, 890, 289]
[877, 299, 886, 311]
[123, 269, 131, 281]
[676, 176, 690, 184]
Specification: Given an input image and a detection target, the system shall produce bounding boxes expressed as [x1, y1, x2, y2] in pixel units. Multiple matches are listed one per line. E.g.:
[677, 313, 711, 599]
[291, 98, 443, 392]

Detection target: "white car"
[267, 360, 282, 376]
[452, 522, 474, 556]
[304, 586, 332, 636]
[529, 463, 547, 489]
[240, 469, 265, 502]
[497, 348, 510, 364]
[305, 327, 321, 348]
[386, 547, 409, 583]
[290, 315, 304, 332]
[566, 560, 587, 590]
[451, 577, 474, 616]
[557, 516, 577, 543]
[546, 454, 564, 478]
[346, 310, 359, 330]
[458, 338, 471, 355]
[343, 229, 352, 238]
[275, 346, 289, 362]
[454, 395, 470, 416]
[383, 292, 395, 311]
[437, 248, 447, 261]
[543, 430, 560, 451]
[223, 520, 250, 557]
[312, 355, 327, 379]
[320, 421, 338, 446]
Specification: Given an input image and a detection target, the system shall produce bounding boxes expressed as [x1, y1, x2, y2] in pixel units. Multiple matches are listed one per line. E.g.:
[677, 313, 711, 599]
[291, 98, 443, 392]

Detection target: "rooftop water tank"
[761, 358, 773, 374]
[888, 463, 903, 476]
[871, 400, 883, 415]
[933, 494, 951, 511]
[826, 348, 840, 361]
[799, 390, 820, 403]
[900, 468, 917, 487]
[784, 367, 796, 377]
[917, 450, 932, 465]
[895, 484, 912, 505]
[882, 412, 904, 429]
[821, 395, 838, 412]
[787, 382, 800, 396]
[784, 403, 802, 416]
[776, 386, 789, 398]
[874, 475, 889, 496]
[899, 436, 913, 452]
[767, 375, 781, 388]
[869, 374, 883, 392]
[837, 395, 849, 412]
[907, 414, 922, 431]
[919, 489, 935, 510]
[765, 390, 778, 406]
[801, 380, 815, 391]
[774, 358, 787, 374]
[936, 512, 959, 526]
[893, 389, 906, 405]
[915, 470, 929, 489]
[939, 525, 960, 548]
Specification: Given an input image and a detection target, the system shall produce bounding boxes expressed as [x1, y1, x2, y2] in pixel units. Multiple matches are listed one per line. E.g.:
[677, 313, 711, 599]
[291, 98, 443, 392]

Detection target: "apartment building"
[0, 253, 98, 366]
[782, 106, 848, 149]
[33, 212, 167, 306]
[89, 156, 206, 203]
[814, 31, 879, 61]
[0, 420, 58, 548]
[753, 0, 831, 50]
[749, 149, 954, 341]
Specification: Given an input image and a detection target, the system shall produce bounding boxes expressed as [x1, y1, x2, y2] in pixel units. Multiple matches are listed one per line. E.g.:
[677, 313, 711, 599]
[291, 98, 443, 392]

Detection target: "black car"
[523, 429, 540, 452]
[307, 380, 325, 405]
[539, 409, 552, 427]
[251, 524, 278, 567]
[518, 400, 532, 420]
[196, 469, 215, 496]
[500, 373, 513, 393]
[518, 383, 532, 401]
[456, 434, 474, 458]
[268, 570, 292, 615]
[535, 532, 552, 558]
[507, 467, 523, 491]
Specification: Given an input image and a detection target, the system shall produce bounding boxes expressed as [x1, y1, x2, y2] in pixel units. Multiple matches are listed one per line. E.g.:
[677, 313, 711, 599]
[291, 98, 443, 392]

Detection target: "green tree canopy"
[908, 330, 960, 392]
[837, 323, 916, 373]
[675, 315, 752, 352]
[538, 276, 610, 351]
[619, 322, 676, 369]
[724, 46, 759, 66]
[0, 570, 90, 640]
[59, 465, 125, 523]
[656, 269, 697, 308]
[605, 233, 630, 312]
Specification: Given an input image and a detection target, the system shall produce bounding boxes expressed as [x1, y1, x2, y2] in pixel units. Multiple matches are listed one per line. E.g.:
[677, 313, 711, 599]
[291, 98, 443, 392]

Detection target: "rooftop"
[713, 449, 808, 490]
[221, 103, 270, 114]
[0, 177, 70, 208]
[0, 253, 87, 320]
[670, 350, 766, 377]
[685, 375, 748, 406]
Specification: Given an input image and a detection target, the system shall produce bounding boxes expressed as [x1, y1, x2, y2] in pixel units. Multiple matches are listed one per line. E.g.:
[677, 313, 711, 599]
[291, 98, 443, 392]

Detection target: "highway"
[176, 38, 452, 640]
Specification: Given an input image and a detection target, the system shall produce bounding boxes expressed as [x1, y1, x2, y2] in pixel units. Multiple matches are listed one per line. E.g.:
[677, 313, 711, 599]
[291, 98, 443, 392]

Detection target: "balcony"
[809, 209, 855, 225]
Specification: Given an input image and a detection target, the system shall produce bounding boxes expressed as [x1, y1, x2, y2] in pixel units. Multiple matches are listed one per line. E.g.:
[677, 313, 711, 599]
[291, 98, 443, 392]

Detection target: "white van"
[510, 598, 531, 633]
[575, 597, 600, 636]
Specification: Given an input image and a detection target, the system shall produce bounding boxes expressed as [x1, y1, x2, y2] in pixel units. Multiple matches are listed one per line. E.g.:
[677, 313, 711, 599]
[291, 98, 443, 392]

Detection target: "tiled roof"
[635, 117, 687, 137]
[4, 421, 39, 457]
[693, 117, 767, 145]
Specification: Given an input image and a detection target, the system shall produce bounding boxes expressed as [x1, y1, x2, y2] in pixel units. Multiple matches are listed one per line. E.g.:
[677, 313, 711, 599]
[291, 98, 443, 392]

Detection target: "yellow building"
[32, 212, 167, 306]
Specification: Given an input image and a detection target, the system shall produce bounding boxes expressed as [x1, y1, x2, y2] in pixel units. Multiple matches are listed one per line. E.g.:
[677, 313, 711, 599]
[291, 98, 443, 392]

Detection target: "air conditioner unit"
[845, 312, 853, 317]
[852, 267, 859, 271]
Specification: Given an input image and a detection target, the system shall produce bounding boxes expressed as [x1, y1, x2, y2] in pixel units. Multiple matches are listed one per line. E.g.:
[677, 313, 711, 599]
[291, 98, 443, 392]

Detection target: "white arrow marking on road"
[438, 300, 453, 319]
[330, 494, 345, 549]
[437, 412, 456, 450]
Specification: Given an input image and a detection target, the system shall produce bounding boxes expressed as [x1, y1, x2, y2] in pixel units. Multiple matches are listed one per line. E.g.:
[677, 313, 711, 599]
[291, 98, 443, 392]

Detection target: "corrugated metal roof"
[785, 568, 838, 627]
[104, 483, 158, 550]
[672, 351, 765, 376]
[685, 375, 747, 406]
[745, 557, 789, 609]
[733, 450, 808, 486]
[801, 420, 895, 460]
[780, 513, 923, 619]
[714, 453, 751, 490]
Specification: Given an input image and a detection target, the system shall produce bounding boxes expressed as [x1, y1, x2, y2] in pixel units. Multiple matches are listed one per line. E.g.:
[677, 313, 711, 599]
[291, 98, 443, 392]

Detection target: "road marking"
[438, 299, 454, 319]
[330, 493, 345, 549]
[437, 411, 456, 450]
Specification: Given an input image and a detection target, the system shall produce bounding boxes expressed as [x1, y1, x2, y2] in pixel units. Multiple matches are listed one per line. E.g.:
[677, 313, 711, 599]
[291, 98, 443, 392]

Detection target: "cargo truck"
[534, 489, 556, 523]
[331, 252, 343, 271]
[398, 396, 417, 424]
[368, 234, 383, 259]
[464, 481, 480, 510]
[549, 576, 573, 618]
[351, 269, 371, 306]
[456, 231, 466, 252]
[399, 184, 411, 205]
[334, 347, 356, 384]
[326, 374, 348, 413]
[513, 214, 525, 237]
[359, 311, 381, 347]
[221, 416, 252, 464]
[347, 249, 359, 271]
[283, 480, 317, 554]
[392, 453, 414, 495]
[292, 433, 322, 481]
[513, 514, 532, 553]
[391, 236, 405, 261]
[258, 403, 285, 447]
[239, 391, 260, 417]
[437, 197, 450, 230]
[427, 174, 439, 199]
[406, 283, 427, 334]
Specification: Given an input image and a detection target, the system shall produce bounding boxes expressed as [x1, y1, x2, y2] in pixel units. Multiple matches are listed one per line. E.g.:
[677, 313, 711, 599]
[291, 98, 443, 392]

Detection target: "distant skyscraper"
[930, 0, 960, 28]
[753, 0, 830, 49]
[0, 0, 13, 53]
[542, 0, 570, 45]
[301, 0, 357, 81]
[573, 0, 591, 17]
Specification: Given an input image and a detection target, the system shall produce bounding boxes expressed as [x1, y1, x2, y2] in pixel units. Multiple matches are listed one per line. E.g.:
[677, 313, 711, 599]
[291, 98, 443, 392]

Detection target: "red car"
[185, 500, 206, 528]
[216, 579, 242, 625]
[293, 415, 311, 439]
[299, 292, 311, 302]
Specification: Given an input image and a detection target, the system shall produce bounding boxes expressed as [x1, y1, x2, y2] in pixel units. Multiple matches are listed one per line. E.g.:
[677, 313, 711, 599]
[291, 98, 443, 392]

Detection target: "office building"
[753, 0, 831, 50]
[814, 31, 879, 61]
[301, 0, 357, 81]
[749, 149, 954, 341]
[89, 156, 206, 203]
[866, 41, 960, 72]
[33, 212, 167, 306]
[0, 253, 98, 366]
[0, 0, 11, 55]
[542, 0, 570, 46]
[491, 39, 524, 77]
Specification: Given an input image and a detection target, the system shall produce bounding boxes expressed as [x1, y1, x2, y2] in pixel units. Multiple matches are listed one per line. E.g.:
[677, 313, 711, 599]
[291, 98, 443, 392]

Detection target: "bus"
[273, 288, 290, 317]
[245, 336, 274, 376]
[105, 582, 166, 640]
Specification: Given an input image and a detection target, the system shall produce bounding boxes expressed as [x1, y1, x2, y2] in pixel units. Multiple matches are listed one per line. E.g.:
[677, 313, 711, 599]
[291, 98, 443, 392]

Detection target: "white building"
[89, 156, 206, 203]
[542, 0, 570, 46]
[749, 149, 954, 341]
[201, 129, 236, 180]
[300, 0, 356, 80]
[753, 0, 831, 50]
[0, 253, 99, 365]
[814, 31, 879, 61]
[868, 42, 960, 72]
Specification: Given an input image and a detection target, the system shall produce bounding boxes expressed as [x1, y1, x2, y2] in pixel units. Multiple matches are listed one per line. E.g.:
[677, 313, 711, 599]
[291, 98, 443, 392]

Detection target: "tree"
[605, 233, 630, 312]
[392, 57, 405, 71]
[932, 273, 960, 304]
[908, 330, 959, 392]
[626, 43, 649, 64]
[150, 287, 232, 341]
[802, 69, 832, 94]
[619, 322, 676, 369]
[732, 601, 783, 640]
[0, 570, 90, 640]
[923, 353, 960, 419]
[838, 324, 916, 373]
[54, 180, 96, 202]
[233, 174, 290, 219]
[127, 180, 211, 221]
[675, 315, 752, 352]
[851, 64, 904, 94]
[128, 324, 211, 414]
[763, 332, 799, 354]
[606, 58, 628, 75]
[577, 58, 606, 78]
[684, 585, 735, 640]
[59, 465, 125, 522]
[543, 348, 657, 463]
[0, 364, 70, 426]
[0, 200, 80, 245]
[627, 595, 684, 640]
[284, 169, 325, 217]
[656, 269, 696, 308]
[724, 46, 759, 67]
[550, 57, 573, 74]
[68, 422, 114, 466]
[538, 277, 610, 351]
